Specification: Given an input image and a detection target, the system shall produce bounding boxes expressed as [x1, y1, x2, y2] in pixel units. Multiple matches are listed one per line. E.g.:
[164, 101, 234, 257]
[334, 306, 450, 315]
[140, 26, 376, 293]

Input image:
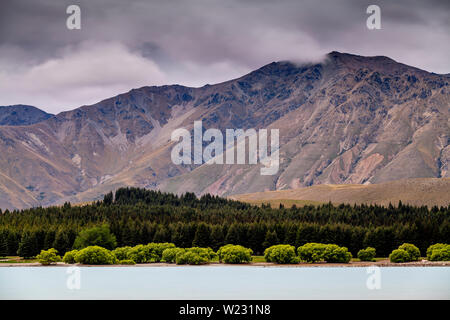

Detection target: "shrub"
[62, 249, 79, 264]
[148, 243, 176, 261]
[176, 251, 209, 265]
[127, 243, 176, 263]
[217, 244, 253, 264]
[427, 244, 450, 261]
[357, 247, 376, 262]
[389, 249, 410, 263]
[127, 245, 150, 263]
[162, 248, 185, 263]
[175, 247, 216, 265]
[426, 244, 450, 261]
[398, 243, 420, 261]
[74, 246, 116, 265]
[112, 246, 132, 261]
[36, 248, 61, 265]
[264, 244, 298, 264]
[118, 259, 136, 265]
[297, 243, 327, 263]
[73, 225, 117, 250]
[323, 244, 352, 263]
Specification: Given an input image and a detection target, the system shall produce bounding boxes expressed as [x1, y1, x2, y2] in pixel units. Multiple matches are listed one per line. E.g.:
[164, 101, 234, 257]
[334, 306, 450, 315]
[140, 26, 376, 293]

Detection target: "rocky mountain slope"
[0, 52, 449, 209]
[0, 105, 53, 126]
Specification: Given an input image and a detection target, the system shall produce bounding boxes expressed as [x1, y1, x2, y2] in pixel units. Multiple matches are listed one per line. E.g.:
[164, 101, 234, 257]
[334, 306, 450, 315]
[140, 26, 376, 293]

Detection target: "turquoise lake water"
[0, 266, 448, 299]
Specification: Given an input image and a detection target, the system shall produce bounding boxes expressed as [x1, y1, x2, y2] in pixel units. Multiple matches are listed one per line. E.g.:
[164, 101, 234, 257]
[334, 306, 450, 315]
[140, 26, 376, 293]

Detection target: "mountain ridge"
[0, 51, 449, 210]
[0, 105, 53, 126]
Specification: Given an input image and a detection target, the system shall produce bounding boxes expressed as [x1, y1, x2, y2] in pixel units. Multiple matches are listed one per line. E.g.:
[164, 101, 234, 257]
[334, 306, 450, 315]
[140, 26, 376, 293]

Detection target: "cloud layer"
[0, 0, 449, 113]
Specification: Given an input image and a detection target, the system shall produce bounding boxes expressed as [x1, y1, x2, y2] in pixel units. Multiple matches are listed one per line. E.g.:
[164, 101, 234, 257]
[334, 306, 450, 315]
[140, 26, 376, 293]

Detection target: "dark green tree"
[103, 192, 113, 205]
[153, 225, 170, 243]
[53, 230, 71, 254]
[0, 231, 8, 257]
[262, 230, 279, 249]
[225, 224, 241, 245]
[17, 231, 39, 258]
[73, 225, 117, 250]
[43, 230, 56, 250]
[210, 225, 225, 251]
[192, 223, 212, 247]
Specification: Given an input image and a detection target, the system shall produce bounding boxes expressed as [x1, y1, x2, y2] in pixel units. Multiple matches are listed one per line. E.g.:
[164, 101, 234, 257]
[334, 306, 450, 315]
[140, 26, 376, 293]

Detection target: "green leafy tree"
[161, 248, 185, 263]
[217, 244, 253, 264]
[398, 243, 421, 261]
[73, 225, 117, 250]
[264, 244, 298, 264]
[175, 247, 216, 265]
[389, 249, 410, 263]
[62, 249, 79, 264]
[323, 244, 352, 263]
[127, 244, 150, 263]
[297, 243, 327, 263]
[74, 246, 116, 265]
[426, 243, 450, 261]
[36, 248, 61, 265]
[127, 242, 176, 263]
[112, 246, 132, 261]
[357, 247, 376, 261]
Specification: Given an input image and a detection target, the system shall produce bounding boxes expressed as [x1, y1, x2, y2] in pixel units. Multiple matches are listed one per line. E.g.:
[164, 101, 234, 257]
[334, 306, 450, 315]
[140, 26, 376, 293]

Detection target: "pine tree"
[262, 230, 279, 249]
[17, 231, 38, 258]
[284, 224, 297, 246]
[103, 192, 113, 205]
[224, 224, 240, 245]
[210, 225, 224, 251]
[53, 231, 70, 254]
[7, 232, 19, 256]
[0, 231, 8, 257]
[192, 223, 211, 248]
[43, 230, 56, 250]
[153, 225, 169, 243]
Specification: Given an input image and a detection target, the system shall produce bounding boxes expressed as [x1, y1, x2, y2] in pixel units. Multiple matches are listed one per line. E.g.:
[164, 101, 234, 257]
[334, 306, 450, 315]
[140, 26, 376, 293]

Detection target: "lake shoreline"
[1, 259, 449, 267]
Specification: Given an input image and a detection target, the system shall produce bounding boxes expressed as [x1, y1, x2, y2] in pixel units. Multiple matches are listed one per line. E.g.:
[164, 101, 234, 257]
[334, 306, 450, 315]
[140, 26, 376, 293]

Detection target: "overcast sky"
[0, 0, 449, 114]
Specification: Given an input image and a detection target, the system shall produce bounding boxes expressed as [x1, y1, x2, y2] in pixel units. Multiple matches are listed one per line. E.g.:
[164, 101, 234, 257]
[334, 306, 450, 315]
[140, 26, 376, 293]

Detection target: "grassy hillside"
[230, 178, 450, 208]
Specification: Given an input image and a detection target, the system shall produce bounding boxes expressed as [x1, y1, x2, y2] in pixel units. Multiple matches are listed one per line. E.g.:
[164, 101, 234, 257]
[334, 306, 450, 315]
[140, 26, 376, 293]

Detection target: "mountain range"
[0, 51, 449, 210]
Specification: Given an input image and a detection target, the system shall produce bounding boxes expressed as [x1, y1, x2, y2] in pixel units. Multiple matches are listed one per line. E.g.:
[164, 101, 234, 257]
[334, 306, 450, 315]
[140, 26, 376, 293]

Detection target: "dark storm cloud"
[0, 0, 448, 113]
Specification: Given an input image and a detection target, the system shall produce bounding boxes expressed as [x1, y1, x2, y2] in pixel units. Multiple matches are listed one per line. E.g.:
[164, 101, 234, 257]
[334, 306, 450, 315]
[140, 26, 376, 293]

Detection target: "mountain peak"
[0, 105, 53, 126]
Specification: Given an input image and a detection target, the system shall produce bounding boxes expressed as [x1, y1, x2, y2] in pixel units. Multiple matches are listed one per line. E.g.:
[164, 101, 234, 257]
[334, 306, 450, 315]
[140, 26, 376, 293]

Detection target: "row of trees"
[0, 187, 449, 257]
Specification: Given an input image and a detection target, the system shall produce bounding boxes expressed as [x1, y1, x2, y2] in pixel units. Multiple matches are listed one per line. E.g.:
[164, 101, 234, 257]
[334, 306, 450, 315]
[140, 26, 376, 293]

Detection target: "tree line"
[0, 187, 448, 257]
